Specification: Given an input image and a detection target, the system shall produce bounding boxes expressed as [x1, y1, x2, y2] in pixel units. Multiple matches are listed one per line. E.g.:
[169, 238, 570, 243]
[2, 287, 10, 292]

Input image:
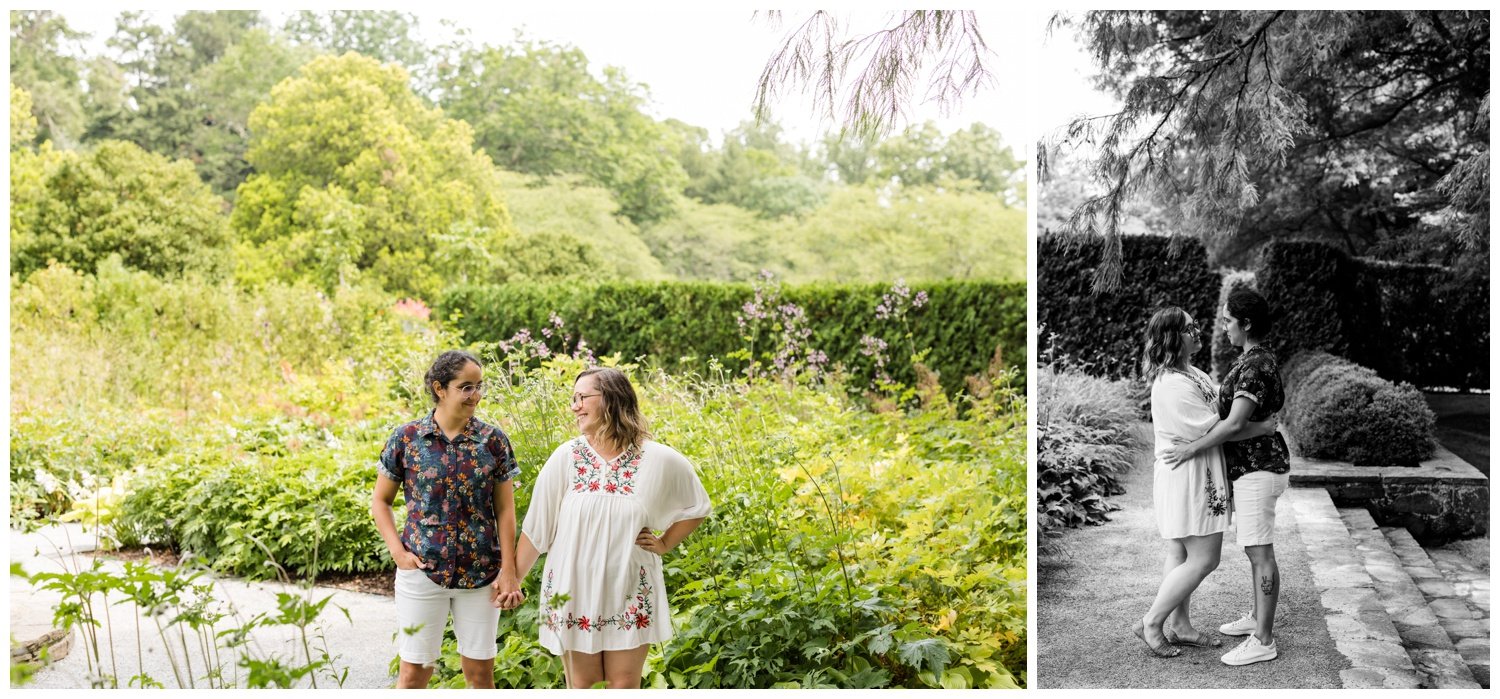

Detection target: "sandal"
[1132, 619, 1181, 658]
[1165, 627, 1222, 648]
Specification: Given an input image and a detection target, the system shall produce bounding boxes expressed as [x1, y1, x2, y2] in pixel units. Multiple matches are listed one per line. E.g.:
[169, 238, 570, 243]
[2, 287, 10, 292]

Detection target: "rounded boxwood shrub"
[1282, 351, 1435, 466]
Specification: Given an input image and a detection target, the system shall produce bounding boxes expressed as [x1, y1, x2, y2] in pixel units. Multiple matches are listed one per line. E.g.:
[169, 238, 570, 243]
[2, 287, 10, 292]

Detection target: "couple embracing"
[371, 350, 712, 688]
[1133, 288, 1292, 667]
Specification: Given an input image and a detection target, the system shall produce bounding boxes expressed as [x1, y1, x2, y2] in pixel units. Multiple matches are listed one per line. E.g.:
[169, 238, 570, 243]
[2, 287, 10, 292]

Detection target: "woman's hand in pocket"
[393, 550, 427, 571]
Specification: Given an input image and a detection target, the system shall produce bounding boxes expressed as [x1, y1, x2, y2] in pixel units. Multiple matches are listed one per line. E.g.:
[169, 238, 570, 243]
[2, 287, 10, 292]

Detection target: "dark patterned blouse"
[378, 412, 521, 589]
[1217, 344, 1291, 482]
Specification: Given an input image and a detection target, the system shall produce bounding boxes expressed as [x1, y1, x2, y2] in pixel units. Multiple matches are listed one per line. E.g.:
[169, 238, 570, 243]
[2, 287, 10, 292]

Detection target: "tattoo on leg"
[1260, 575, 1273, 596]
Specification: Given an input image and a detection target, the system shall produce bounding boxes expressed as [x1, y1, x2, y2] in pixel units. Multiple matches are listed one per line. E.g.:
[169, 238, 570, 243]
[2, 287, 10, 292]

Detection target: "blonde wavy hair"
[576, 367, 651, 451]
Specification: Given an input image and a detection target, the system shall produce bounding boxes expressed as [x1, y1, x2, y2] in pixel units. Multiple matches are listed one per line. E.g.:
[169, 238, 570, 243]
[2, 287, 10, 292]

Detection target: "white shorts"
[1233, 471, 1289, 547]
[394, 568, 500, 664]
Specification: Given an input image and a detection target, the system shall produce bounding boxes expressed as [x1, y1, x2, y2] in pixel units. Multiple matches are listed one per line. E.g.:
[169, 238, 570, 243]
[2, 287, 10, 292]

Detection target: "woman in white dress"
[1134, 307, 1275, 657]
[514, 367, 711, 688]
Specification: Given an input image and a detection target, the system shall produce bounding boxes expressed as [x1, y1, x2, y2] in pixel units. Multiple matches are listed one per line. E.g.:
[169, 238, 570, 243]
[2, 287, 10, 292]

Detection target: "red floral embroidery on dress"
[567, 438, 642, 495]
[541, 566, 654, 633]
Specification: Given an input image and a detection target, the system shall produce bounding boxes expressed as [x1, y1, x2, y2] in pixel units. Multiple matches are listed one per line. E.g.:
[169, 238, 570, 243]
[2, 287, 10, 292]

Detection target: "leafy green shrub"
[1037, 234, 1218, 380]
[439, 279, 1025, 395]
[1211, 270, 1256, 380]
[1036, 365, 1142, 536]
[10, 140, 232, 280]
[119, 440, 388, 579]
[1282, 351, 1436, 466]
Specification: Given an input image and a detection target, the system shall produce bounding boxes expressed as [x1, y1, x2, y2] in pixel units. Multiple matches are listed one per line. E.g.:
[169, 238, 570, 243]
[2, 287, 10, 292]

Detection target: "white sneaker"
[1221, 635, 1277, 666]
[1218, 612, 1256, 636]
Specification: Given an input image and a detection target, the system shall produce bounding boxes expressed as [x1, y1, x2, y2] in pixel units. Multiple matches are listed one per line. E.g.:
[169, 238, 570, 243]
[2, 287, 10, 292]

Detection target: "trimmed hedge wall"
[1364, 258, 1489, 390]
[1255, 240, 1488, 390]
[1211, 270, 1256, 380]
[438, 280, 1025, 394]
[1038, 234, 1219, 380]
[1283, 351, 1436, 466]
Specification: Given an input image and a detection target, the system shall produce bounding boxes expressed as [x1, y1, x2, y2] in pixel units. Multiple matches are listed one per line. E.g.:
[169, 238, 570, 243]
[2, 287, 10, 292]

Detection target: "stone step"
[1382, 526, 1490, 689]
[1287, 487, 1421, 689]
[1336, 507, 1479, 688]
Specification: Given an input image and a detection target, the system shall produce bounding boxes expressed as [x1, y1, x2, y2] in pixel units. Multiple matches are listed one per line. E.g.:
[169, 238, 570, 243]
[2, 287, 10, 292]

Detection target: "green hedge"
[1254, 241, 1384, 371]
[438, 280, 1025, 394]
[1038, 234, 1218, 380]
[1364, 258, 1489, 390]
[1282, 351, 1436, 466]
[1255, 241, 1486, 390]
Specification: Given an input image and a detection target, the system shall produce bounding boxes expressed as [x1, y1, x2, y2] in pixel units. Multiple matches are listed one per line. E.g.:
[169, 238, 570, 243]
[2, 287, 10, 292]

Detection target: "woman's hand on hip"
[393, 550, 427, 570]
[636, 527, 670, 555]
[491, 569, 524, 610]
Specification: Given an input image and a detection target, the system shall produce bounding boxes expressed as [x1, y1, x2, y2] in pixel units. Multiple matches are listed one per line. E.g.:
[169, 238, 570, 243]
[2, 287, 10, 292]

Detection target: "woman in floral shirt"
[371, 350, 524, 688]
[1163, 289, 1289, 667]
[514, 367, 711, 689]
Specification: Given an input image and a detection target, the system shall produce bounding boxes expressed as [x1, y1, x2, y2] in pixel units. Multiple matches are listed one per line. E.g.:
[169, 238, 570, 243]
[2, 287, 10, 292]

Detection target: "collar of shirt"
[417, 411, 480, 443]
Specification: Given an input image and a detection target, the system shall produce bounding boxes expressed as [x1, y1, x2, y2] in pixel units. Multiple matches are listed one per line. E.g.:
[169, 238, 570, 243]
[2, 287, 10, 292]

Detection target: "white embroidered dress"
[1150, 367, 1232, 539]
[522, 437, 712, 654]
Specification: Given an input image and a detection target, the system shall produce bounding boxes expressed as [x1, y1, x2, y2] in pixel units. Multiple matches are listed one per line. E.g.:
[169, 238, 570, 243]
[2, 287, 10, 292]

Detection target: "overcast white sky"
[38, 5, 1124, 160]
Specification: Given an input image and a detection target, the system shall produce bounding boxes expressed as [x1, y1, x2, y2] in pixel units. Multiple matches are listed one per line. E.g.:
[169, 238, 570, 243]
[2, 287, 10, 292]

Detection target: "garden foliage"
[1037, 233, 1218, 380]
[1282, 351, 1436, 466]
[10, 264, 1026, 689]
[1036, 365, 1143, 537]
[439, 279, 1025, 396]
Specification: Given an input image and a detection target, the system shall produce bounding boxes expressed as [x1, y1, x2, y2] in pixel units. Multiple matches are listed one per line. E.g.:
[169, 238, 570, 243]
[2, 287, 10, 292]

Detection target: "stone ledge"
[1289, 444, 1488, 542]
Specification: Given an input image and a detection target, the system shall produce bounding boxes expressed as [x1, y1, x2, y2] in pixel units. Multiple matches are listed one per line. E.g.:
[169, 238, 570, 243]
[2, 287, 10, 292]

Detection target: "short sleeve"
[649, 446, 712, 531]
[486, 431, 522, 483]
[521, 445, 570, 554]
[377, 428, 404, 483]
[1231, 362, 1269, 407]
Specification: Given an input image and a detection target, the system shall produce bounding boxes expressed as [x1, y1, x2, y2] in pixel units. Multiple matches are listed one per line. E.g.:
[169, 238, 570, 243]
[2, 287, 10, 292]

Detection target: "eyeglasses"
[570, 392, 600, 405]
[451, 382, 488, 398]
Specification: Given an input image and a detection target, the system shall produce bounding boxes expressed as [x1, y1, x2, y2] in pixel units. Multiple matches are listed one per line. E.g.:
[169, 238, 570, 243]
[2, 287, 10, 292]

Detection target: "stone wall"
[1289, 444, 1488, 543]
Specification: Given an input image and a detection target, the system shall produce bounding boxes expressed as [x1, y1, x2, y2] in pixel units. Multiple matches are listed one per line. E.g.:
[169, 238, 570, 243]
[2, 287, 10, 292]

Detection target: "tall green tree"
[686, 120, 825, 219]
[9, 10, 88, 147]
[11, 140, 231, 279]
[1048, 10, 1489, 288]
[232, 53, 512, 300]
[11, 84, 38, 149]
[435, 37, 687, 225]
[281, 11, 431, 86]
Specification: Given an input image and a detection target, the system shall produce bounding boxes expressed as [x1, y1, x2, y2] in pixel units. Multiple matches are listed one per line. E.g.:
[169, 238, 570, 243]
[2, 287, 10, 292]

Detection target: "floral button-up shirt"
[1218, 344, 1291, 482]
[378, 412, 521, 589]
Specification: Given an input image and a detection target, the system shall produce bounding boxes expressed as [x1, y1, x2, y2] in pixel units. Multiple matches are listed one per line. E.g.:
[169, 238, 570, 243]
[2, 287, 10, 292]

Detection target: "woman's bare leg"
[602, 644, 650, 689]
[396, 660, 435, 689]
[1246, 544, 1279, 644]
[1143, 533, 1223, 645]
[1161, 539, 1195, 635]
[565, 650, 605, 689]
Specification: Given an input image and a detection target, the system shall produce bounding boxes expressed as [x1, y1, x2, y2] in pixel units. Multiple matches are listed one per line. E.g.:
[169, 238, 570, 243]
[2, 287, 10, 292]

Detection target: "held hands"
[636, 527, 671, 555]
[490, 569, 524, 610]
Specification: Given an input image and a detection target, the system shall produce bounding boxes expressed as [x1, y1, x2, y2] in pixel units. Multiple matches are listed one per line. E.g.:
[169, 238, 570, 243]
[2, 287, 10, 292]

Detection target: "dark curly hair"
[425, 350, 481, 403]
[1226, 287, 1273, 341]
[1141, 307, 1197, 384]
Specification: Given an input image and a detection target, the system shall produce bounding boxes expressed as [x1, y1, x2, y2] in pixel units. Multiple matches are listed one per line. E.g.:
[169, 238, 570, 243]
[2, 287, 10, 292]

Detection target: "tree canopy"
[1047, 10, 1489, 289]
[231, 53, 512, 299]
[435, 37, 687, 225]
